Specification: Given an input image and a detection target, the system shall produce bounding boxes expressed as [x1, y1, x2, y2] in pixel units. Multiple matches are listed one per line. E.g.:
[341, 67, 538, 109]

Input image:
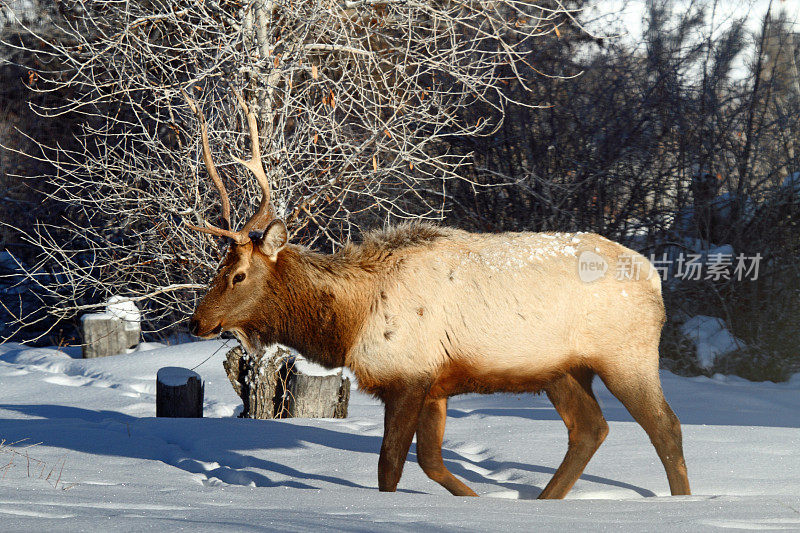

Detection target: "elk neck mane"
[258, 223, 452, 369]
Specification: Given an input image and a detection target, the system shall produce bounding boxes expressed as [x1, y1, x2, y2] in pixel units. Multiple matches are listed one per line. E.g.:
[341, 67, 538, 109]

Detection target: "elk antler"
[230, 89, 275, 234]
[182, 88, 275, 245]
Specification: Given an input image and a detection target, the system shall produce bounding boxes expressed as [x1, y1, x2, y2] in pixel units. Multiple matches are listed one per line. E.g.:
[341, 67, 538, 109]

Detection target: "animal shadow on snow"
[0, 403, 656, 498]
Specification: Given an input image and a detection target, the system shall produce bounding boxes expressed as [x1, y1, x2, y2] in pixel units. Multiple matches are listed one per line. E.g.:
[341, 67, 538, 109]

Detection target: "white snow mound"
[680, 315, 745, 369]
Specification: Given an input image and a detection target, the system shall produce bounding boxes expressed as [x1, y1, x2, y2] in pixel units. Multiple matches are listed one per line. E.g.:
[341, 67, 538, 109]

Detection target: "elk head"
[183, 89, 287, 353]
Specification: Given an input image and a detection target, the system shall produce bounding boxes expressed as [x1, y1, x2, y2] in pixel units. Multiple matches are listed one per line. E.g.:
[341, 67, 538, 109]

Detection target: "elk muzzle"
[188, 316, 222, 338]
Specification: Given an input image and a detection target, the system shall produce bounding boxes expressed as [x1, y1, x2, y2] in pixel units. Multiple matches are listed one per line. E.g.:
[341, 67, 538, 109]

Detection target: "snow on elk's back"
[459, 232, 585, 273]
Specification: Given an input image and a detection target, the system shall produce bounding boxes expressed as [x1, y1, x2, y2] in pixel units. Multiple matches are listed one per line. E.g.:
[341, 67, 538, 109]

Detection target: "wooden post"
[156, 367, 204, 418]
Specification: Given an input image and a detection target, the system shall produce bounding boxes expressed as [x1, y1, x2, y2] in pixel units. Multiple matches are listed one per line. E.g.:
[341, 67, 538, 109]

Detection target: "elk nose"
[187, 318, 200, 337]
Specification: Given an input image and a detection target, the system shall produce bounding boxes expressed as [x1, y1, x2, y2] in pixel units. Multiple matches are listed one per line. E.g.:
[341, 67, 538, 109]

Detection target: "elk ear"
[257, 219, 288, 260]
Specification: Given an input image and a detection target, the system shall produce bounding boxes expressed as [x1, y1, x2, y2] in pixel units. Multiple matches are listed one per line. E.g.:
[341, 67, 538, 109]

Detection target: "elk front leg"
[417, 397, 478, 496]
[378, 385, 428, 492]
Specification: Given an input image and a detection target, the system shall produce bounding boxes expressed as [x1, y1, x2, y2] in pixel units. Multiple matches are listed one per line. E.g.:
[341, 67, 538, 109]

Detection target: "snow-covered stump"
[223, 345, 349, 419]
[156, 367, 204, 418]
[80, 297, 141, 358]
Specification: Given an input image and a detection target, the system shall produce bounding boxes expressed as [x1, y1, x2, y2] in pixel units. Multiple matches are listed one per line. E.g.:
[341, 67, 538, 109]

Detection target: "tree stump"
[286, 372, 350, 418]
[223, 345, 284, 419]
[223, 345, 349, 419]
[156, 367, 204, 418]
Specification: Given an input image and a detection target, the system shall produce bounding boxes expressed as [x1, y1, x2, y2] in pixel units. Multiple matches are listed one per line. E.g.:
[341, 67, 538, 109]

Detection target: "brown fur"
[428, 359, 572, 398]
[190, 223, 690, 498]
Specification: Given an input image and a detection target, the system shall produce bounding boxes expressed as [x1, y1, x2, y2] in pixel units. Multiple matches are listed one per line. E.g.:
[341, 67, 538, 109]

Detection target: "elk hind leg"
[538, 368, 609, 499]
[597, 357, 691, 496]
[416, 397, 478, 496]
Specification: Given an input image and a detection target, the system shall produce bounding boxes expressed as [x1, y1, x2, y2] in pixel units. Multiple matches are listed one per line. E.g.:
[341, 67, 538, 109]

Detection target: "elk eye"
[232, 272, 246, 284]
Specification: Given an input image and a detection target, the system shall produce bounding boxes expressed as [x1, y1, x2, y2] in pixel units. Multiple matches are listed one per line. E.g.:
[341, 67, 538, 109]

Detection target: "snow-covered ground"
[1, 340, 799, 532]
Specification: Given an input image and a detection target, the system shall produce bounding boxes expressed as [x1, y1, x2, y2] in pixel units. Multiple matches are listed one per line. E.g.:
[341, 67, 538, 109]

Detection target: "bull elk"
[185, 91, 690, 499]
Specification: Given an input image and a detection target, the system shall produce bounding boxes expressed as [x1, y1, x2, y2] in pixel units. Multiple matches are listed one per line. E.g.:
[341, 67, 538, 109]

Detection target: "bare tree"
[1, 0, 577, 341]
